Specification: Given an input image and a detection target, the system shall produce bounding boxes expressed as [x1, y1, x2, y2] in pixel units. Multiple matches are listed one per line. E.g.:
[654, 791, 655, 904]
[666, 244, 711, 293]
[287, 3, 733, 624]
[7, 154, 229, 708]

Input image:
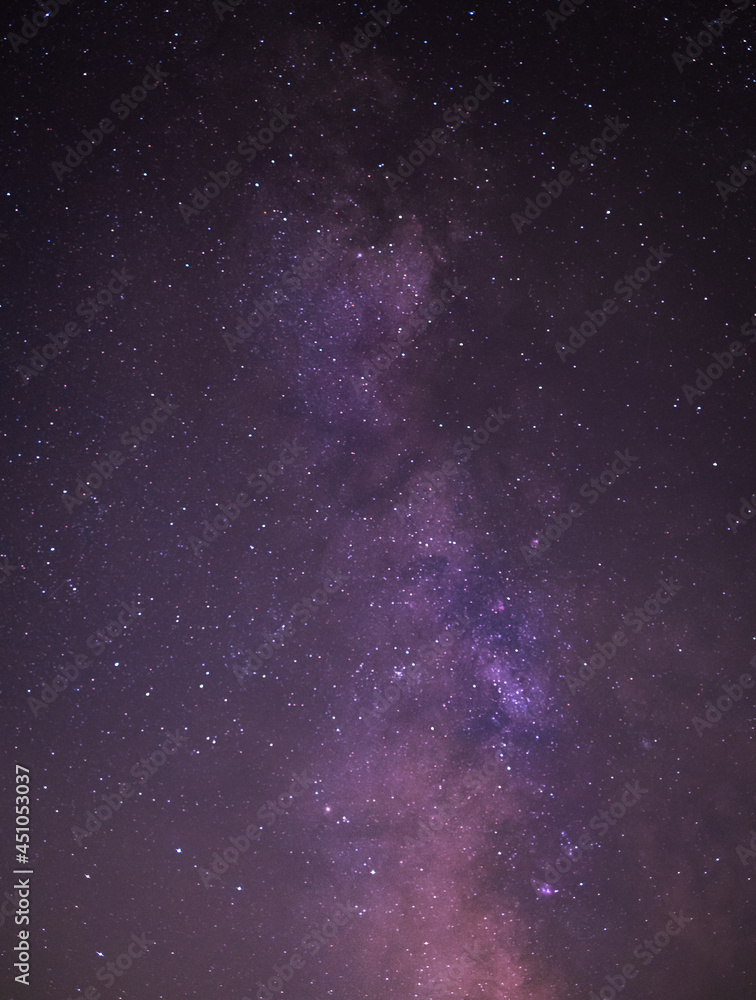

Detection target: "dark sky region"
[2, 1, 756, 999]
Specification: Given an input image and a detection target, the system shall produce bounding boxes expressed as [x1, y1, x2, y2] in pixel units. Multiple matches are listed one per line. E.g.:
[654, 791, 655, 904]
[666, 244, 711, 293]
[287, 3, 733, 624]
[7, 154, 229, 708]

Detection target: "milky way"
[2, 2, 756, 1000]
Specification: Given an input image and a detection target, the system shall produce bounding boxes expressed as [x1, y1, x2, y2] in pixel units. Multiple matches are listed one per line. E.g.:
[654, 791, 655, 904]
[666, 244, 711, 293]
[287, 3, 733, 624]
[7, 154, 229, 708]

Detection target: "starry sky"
[2, 1, 756, 999]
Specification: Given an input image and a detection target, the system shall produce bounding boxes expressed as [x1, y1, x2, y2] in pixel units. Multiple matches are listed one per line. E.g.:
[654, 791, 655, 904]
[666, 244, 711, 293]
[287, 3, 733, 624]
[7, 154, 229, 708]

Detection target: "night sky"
[3, 1, 756, 999]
